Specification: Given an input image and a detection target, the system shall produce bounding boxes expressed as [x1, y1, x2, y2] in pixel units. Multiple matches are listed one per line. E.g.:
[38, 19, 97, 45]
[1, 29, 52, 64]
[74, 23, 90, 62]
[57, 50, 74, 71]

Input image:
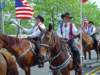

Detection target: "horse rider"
[19, 15, 46, 43]
[82, 17, 89, 32]
[57, 12, 81, 69]
[83, 19, 98, 48]
[22, 15, 46, 40]
[17, 15, 46, 67]
[57, 13, 66, 37]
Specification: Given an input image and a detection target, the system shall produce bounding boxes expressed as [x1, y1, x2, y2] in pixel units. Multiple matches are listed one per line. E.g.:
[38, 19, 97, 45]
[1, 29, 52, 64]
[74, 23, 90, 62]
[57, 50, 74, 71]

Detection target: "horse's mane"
[51, 31, 61, 49]
[0, 34, 22, 46]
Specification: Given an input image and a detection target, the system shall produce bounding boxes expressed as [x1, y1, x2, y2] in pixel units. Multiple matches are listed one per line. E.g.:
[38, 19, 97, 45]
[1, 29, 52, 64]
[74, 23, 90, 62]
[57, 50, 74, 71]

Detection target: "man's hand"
[11, 19, 25, 30]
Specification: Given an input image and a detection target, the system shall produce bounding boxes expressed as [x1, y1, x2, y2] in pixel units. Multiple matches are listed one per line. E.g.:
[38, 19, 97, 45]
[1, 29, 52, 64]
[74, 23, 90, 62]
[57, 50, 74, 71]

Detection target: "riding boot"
[34, 42, 43, 68]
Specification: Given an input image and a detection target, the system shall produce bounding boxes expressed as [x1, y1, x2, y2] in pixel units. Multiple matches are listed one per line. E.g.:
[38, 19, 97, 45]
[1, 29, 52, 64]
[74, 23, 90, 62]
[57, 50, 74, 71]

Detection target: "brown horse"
[0, 52, 7, 75]
[39, 25, 82, 75]
[82, 31, 100, 60]
[0, 34, 41, 75]
[0, 49, 18, 75]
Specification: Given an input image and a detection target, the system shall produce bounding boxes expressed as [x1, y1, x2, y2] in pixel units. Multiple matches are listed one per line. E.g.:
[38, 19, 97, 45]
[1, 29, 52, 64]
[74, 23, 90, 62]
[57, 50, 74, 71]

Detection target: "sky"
[90, 0, 100, 8]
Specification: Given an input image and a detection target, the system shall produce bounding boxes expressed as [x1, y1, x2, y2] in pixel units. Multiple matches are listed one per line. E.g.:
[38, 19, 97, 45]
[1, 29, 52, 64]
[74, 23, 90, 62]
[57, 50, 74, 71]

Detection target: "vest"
[69, 23, 74, 40]
[60, 22, 74, 40]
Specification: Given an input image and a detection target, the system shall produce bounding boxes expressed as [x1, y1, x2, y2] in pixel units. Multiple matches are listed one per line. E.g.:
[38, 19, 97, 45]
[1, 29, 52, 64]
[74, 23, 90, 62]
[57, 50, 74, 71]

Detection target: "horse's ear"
[48, 23, 53, 31]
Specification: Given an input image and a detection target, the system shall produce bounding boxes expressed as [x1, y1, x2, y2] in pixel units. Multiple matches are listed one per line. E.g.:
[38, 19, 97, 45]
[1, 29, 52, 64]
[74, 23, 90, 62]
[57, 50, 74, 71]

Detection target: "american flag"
[15, 0, 34, 19]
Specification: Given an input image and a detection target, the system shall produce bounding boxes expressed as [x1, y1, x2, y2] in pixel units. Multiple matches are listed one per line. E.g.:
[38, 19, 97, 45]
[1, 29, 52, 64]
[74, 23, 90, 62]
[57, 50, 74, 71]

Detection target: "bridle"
[40, 40, 72, 71]
[40, 43, 62, 62]
[40, 31, 62, 62]
[40, 31, 72, 71]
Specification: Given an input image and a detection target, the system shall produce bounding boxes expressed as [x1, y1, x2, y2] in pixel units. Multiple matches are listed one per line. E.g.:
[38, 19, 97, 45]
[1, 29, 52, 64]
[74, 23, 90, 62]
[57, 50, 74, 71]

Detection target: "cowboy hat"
[35, 15, 44, 22]
[64, 12, 73, 19]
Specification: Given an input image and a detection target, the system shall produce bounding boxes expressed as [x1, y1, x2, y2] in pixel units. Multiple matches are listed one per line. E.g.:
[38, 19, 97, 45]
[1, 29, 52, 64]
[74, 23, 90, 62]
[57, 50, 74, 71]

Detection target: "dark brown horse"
[0, 49, 18, 75]
[0, 34, 41, 75]
[39, 25, 82, 75]
[82, 31, 100, 60]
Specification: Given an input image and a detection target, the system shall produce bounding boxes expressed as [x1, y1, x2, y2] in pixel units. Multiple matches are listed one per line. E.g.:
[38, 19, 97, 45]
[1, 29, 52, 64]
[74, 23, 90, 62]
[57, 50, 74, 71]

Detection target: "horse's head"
[39, 24, 60, 66]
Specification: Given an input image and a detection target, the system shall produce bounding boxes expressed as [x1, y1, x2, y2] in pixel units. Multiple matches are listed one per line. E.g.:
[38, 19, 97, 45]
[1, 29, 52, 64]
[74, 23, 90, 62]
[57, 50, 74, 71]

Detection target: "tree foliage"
[1, 0, 100, 34]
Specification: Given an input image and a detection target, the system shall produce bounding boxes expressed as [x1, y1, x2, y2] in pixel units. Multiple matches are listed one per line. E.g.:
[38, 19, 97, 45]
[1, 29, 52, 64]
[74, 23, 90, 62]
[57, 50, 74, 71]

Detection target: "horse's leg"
[52, 64, 71, 75]
[89, 51, 91, 60]
[75, 64, 82, 75]
[84, 51, 86, 60]
[74, 58, 82, 75]
[24, 67, 30, 75]
[99, 48, 100, 59]
[52, 70, 57, 75]
[77, 64, 82, 75]
[98, 50, 100, 59]
[77, 70, 82, 75]
[96, 46, 100, 60]
[95, 49, 99, 60]
[62, 69, 70, 75]
[64, 68, 70, 75]
[60, 66, 70, 75]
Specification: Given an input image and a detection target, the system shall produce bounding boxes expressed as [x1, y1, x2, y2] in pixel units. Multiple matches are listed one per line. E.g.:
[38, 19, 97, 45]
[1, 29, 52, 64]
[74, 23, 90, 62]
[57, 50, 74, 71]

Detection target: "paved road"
[17, 50, 100, 75]
[82, 50, 100, 75]
[18, 62, 51, 75]
[18, 62, 75, 75]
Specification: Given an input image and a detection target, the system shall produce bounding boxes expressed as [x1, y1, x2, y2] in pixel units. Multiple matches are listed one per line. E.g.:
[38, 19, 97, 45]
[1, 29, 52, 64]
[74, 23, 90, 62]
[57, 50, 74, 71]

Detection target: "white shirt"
[86, 24, 96, 36]
[23, 22, 46, 38]
[57, 22, 78, 40]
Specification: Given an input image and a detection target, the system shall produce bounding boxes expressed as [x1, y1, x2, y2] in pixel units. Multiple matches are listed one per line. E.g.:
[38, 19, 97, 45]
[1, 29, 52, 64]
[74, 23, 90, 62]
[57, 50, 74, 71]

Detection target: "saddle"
[27, 37, 39, 43]
[60, 39, 73, 56]
[27, 37, 40, 54]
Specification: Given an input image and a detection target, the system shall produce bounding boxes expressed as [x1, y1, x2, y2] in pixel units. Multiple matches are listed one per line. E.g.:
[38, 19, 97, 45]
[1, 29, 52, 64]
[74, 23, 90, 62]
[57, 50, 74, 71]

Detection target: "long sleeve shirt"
[86, 25, 96, 36]
[23, 23, 46, 38]
[57, 22, 78, 40]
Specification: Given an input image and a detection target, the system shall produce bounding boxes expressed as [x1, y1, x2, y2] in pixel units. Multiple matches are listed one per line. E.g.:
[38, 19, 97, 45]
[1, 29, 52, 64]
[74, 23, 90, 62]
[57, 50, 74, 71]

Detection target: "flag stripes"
[15, 0, 34, 19]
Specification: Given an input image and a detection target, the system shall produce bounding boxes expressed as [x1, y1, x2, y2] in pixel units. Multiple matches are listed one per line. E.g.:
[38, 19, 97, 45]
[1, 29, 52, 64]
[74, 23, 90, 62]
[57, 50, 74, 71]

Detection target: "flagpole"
[0, 0, 2, 32]
[18, 19, 22, 36]
[2, 5, 4, 34]
[80, 0, 84, 66]
[0, 0, 5, 34]
[16, 19, 22, 37]
[19, 19, 22, 37]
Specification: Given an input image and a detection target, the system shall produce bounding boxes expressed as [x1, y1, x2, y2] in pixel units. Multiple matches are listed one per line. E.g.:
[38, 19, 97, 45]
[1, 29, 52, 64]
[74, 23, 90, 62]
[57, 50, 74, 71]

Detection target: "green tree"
[2, 0, 100, 34]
